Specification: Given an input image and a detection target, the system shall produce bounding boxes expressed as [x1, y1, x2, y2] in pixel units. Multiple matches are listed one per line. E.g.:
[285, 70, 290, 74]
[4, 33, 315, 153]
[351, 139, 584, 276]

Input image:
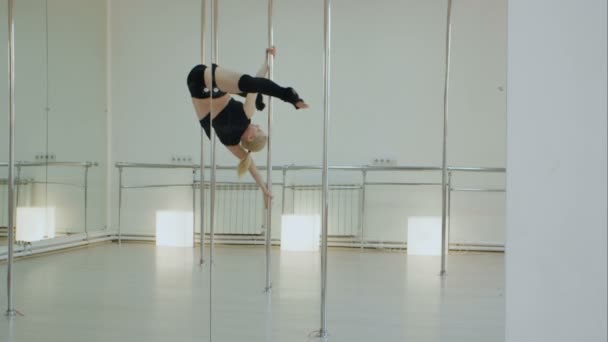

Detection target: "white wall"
[109, 0, 507, 244]
[506, 0, 607, 340]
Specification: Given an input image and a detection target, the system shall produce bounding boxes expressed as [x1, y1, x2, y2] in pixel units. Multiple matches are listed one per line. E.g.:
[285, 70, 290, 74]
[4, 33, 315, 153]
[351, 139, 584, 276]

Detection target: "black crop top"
[187, 64, 227, 99]
[199, 98, 251, 146]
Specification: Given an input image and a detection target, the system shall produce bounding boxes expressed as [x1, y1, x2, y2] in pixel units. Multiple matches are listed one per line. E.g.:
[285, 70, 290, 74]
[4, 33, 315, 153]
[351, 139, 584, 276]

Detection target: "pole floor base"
[5, 309, 23, 317]
[309, 330, 329, 340]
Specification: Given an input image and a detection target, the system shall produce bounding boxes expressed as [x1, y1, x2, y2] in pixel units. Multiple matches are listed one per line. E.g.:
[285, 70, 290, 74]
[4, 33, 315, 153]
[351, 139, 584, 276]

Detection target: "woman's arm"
[244, 48, 277, 118]
[243, 93, 258, 118]
[255, 61, 268, 78]
[255, 47, 276, 78]
[226, 145, 272, 208]
[247, 160, 272, 209]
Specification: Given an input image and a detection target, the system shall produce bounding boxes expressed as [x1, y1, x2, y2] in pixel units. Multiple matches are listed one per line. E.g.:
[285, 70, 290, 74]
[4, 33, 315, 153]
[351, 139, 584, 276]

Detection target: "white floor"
[0, 243, 504, 342]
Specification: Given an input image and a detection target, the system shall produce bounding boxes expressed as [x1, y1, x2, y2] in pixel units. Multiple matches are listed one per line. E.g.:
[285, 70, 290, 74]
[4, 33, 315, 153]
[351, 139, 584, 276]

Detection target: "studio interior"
[0, 0, 606, 341]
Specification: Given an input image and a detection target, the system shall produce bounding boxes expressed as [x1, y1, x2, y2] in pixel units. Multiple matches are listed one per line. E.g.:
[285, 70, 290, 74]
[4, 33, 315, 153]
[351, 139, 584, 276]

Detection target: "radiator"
[291, 185, 362, 237]
[207, 183, 264, 235]
[204, 183, 361, 237]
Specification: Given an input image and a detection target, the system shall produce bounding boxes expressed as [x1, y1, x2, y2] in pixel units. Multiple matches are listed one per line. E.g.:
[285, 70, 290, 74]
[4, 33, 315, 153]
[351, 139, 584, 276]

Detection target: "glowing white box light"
[281, 215, 321, 252]
[16, 207, 56, 242]
[407, 216, 442, 256]
[156, 211, 194, 247]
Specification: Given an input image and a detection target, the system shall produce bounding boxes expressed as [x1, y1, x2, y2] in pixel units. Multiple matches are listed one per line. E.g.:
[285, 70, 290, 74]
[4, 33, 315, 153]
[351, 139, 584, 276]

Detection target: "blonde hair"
[241, 131, 268, 153]
[237, 153, 252, 177]
[237, 130, 267, 177]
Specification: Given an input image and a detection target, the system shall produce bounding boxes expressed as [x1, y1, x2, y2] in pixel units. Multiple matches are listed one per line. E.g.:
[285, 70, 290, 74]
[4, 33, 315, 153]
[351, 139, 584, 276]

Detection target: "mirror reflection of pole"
[264, 0, 275, 293]
[6, 0, 18, 317]
[440, 0, 454, 277]
[199, 0, 207, 266]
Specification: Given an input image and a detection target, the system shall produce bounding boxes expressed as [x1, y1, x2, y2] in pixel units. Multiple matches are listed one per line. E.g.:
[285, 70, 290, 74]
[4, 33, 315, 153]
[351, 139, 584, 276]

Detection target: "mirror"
[0, 0, 107, 254]
[0, 0, 49, 252]
[45, 0, 107, 237]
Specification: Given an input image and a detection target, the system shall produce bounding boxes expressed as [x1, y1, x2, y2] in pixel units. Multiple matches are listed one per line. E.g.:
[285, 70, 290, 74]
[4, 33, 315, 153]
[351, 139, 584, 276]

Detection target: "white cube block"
[156, 211, 194, 247]
[16, 207, 56, 242]
[281, 215, 321, 252]
[407, 216, 442, 255]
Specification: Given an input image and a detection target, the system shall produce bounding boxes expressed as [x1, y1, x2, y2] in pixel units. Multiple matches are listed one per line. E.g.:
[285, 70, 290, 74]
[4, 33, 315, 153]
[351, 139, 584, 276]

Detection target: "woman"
[187, 48, 308, 110]
[187, 48, 306, 208]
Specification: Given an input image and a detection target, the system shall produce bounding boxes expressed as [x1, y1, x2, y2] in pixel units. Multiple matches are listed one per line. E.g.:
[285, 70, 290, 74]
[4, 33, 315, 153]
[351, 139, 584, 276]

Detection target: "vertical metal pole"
[199, 0, 207, 265]
[440, 0, 454, 277]
[360, 170, 366, 250]
[208, 3, 218, 341]
[84, 165, 89, 237]
[316, 0, 332, 337]
[238, 183, 244, 232]
[264, 0, 275, 293]
[44, 0, 50, 247]
[118, 167, 123, 244]
[200, 141, 206, 263]
[192, 169, 196, 247]
[209, 0, 218, 267]
[15, 166, 21, 209]
[292, 183, 295, 214]
[6, 0, 17, 317]
[447, 171, 452, 252]
[281, 168, 287, 215]
[200, 0, 207, 63]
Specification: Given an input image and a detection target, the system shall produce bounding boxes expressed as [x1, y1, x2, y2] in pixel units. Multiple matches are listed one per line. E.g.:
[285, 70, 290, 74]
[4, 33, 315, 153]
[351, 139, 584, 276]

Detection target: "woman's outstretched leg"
[215, 67, 308, 109]
[213, 67, 242, 94]
[238, 75, 307, 109]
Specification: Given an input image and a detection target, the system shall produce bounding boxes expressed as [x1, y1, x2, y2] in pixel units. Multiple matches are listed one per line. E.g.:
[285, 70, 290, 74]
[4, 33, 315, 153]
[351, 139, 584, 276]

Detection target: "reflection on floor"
[0, 232, 75, 242]
[0, 243, 504, 342]
[0, 233, 76, 255]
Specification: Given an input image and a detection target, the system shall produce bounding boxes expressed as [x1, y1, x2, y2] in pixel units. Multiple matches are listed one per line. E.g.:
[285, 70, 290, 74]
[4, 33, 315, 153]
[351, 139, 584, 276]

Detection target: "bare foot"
[283, 88, 309, 110]
[296, 101, 309, 109]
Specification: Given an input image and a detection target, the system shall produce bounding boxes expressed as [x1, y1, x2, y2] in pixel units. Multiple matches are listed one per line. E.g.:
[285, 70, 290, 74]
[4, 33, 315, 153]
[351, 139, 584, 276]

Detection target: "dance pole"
[208, 2, 219, 341]
[6, 0, 17, 317]
[199, 0, 207, 265]
[209, 0, 219, 267]
[264, 0, 275, 293]
[440, 0, 454, 277]
[313, 0, 332, 337]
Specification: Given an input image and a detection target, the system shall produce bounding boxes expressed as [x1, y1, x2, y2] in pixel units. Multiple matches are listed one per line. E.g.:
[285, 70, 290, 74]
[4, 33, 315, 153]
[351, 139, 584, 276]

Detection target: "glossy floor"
[0, 243, 504, 342]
